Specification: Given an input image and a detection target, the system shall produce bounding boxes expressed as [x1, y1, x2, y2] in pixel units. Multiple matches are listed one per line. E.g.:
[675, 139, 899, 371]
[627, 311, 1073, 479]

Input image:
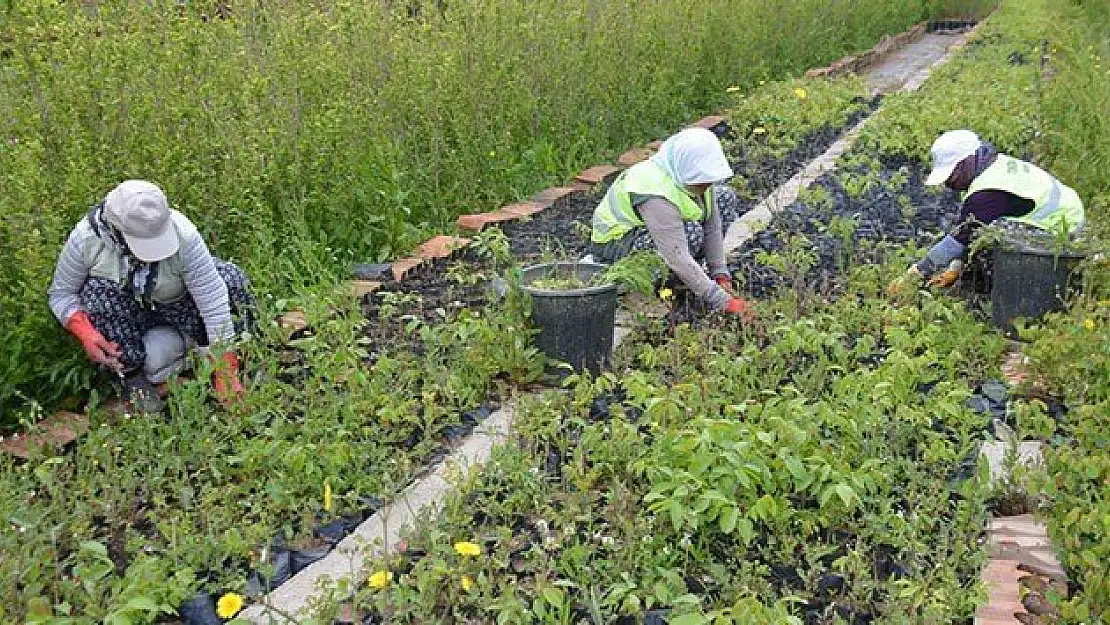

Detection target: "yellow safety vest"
[591, 160, 714, 244]
[964, 154, 1085, 234]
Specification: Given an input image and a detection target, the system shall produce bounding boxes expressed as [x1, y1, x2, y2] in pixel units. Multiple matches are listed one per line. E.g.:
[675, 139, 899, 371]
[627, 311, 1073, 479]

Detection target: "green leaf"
[834, 483, 859, 509]
[719, 505, 738, 534]
[667, 613, 708, 625]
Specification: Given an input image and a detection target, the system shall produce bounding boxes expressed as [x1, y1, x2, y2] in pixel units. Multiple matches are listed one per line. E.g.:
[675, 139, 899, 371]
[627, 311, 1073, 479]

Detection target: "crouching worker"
[48, 180, 256, 412]
[589, 128, 753, 319]
[896, 129, 1085, 290]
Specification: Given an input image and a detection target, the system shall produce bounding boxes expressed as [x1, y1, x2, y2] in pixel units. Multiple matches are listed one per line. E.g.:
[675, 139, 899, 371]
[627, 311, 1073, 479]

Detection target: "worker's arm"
[701, 195, 729, 280]
[48, 224, 91, 325]
[177, 220, 234, 345]
[639, 198, 730, 309]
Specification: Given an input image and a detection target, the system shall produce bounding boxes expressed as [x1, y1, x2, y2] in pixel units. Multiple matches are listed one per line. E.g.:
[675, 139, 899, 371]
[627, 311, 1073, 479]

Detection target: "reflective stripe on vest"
[591, 160, 712, 244]
[964, 154, 1085, 234]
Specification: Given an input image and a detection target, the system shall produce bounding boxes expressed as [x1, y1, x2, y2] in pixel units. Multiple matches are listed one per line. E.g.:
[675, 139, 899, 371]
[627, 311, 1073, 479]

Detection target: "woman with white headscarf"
[47, 180, 255, 412]
[590, 127, 751, 317]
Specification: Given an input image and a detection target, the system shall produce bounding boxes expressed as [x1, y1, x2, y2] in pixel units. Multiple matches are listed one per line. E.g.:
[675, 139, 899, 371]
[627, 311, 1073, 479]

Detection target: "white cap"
[925, 130, 982, 186]
[103, 180, 179, 262]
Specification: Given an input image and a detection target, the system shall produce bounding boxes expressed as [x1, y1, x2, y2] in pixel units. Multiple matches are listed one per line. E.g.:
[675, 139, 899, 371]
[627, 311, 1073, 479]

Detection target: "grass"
[0, 0, 996, 419]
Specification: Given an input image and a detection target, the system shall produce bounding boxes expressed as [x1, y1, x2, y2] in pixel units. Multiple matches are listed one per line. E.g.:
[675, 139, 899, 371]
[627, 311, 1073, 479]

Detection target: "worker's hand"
[211, 350, 245, 407]
[926, 260, 964, 289]
[65, 310, 123, 372]
[886, 265, 924, 298]
[714, 273, 735, 296]
[724, 297, 756, 322]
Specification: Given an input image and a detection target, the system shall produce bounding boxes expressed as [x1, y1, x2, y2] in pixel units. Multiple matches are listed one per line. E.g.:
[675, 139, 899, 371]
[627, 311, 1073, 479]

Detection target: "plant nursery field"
[1, 0, 1109, 623]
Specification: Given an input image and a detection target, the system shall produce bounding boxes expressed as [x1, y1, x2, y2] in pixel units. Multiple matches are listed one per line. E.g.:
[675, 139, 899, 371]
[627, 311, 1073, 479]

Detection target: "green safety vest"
[964, 154, 1085, 234]
[591, 160, 714, 243]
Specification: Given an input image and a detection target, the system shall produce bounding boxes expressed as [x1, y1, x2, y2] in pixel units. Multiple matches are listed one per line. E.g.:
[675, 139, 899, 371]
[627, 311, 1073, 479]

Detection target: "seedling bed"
[729, 153, 960, 297]
[329, 283, 1004, 623]
[725, 99, 879, 205]
[500, 190, 602, 262]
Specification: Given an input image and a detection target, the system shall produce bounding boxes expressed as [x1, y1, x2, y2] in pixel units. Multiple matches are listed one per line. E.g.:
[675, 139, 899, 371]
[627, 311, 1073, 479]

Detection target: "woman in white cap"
[47, 180, 255, 412]
[900, 129, 1085, 288]
[589, 127, 752, 317]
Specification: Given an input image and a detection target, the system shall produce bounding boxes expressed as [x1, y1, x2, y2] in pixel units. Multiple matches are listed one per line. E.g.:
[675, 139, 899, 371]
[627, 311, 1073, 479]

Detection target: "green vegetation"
[1, 0, 994, 417]
[0, 288, 540, 622]
[858, 0, 1110, 617]
[318, 265, 1003, 623]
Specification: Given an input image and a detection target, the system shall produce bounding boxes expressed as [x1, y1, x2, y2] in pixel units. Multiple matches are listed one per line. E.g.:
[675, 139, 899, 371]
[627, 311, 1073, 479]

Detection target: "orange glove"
[66, 311, 123, 372]
[725, 297, 755, 322]
[211, 350, 244, 405]
[926, 260, 963, 289]
[714, 273, 735, 296]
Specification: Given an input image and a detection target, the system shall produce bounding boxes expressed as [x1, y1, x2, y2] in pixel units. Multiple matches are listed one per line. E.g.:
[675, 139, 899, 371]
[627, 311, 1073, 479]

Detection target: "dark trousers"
[80, 260, 256, 373]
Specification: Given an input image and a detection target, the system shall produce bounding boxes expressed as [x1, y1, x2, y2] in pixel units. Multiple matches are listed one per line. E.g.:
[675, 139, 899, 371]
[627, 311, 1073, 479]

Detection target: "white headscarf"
[649, 127, 734, 186]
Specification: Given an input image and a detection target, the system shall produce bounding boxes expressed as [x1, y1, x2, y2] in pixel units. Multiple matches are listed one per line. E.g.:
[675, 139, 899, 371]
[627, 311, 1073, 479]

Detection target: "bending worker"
[901, 129, 1085, 288]
[589, 127, 752, 317]
[48, 180, 255, 412]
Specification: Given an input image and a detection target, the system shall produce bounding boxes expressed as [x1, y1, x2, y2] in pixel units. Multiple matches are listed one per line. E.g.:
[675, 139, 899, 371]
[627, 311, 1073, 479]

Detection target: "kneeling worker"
[901, 129, 1084, 288]
[48, 180, 255, 412]
[589, 127, 753, 318]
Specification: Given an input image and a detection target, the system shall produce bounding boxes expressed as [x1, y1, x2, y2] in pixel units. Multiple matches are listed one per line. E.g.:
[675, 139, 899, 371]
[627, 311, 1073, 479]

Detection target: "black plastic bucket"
[991, 239, 1085, 335]
[520, 262, 617, 374]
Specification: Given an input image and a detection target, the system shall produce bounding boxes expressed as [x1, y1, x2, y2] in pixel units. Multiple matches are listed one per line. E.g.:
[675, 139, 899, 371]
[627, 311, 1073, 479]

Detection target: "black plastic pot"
[991, 239, 1085, 335]
[521, 262, 618, 374]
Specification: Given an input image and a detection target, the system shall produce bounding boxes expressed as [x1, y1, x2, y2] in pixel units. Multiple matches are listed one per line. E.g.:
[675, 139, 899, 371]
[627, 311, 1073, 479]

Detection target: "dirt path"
[866, 32, 967, 94]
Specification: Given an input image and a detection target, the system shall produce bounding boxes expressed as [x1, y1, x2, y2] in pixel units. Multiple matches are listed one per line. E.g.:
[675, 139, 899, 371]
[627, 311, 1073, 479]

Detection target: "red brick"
[457, 213, 490, 232]
[531, 186, 581, 209]
[694, 115, 728, 132]
[574, 165, 622, 186]
[350, 280, 382, 297]
[617, 148, 654, 167]
[391, 257, 424, 282]
[416, 235, 470, 260]
[0, 411, 88, 459]
[500, 201, 544, 219]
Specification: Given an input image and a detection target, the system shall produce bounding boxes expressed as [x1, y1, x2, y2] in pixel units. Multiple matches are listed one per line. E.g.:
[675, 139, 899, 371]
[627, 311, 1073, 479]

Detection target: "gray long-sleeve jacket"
[48, 210, 234, 344]
[638, 197, 731, 309]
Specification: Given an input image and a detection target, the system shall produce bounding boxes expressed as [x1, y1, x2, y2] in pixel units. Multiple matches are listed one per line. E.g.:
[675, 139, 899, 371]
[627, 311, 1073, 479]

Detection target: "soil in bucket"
[520, 262, 618, 375]
[990, 226, 1086, 336]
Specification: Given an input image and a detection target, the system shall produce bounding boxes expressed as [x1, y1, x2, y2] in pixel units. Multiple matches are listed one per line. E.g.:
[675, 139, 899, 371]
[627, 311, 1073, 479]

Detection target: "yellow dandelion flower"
[454, 541, 482, 557]
[658, 287, 674, 301]
[368, 570, 393, 589]
[461, 575, 475, 591]
[216, 592, 245, 619]
[726, 85, 741, 93]
[1084, 318, 1096, 331]
[752, 127, 767, 135]
[794, 87, 808, 100]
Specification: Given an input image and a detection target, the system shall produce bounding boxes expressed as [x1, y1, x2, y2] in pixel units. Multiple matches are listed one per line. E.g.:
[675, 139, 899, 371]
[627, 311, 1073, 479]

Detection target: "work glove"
[714, 273, 735, 296]
[66, 310, 123, 372]
[211, 350, 245, 406]
[724, 297, 756, 322]
[926, 259, 964, 289]
[886, 265, 924, 297]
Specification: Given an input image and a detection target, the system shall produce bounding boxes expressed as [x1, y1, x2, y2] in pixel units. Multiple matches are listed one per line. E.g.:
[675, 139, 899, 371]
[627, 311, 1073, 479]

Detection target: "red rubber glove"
[211, 350, 244, 406]
[725, 297, 755, 322]
[714, 273, 735, 296]
[65, 311, 122, 372]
